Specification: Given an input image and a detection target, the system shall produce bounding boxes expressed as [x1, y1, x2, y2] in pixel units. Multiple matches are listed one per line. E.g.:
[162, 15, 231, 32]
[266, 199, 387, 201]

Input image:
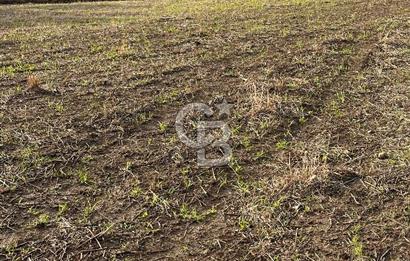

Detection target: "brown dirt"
[0, 0, 409, 260]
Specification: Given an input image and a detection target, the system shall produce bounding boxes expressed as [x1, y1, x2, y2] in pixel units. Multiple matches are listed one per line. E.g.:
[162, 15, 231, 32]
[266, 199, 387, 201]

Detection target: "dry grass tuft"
[27, 75, 40, 90]
[247, 82, 281, 116]
[287, 151, 329, 184]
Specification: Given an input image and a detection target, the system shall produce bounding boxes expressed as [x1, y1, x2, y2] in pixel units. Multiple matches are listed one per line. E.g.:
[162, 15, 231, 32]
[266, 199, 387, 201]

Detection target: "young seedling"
[272, 196, 286, 210]
[253, 150, 266, 161]
[275, 140, 289, 150]
[238, 217, 250, 231]
[236, 178, 250, 194]
[81, 203, 96, 222]
[179, 204, 216, 222]
[77, 169, 90, 185]
[240, 135, 252, 150]
[33, 213, 50, 228]
[351, 225, 364, 259]
[229, 157, 243, 174]
[158, 122, 169, 133]
[130, 186, 142, 198]
[48, 101, 64, 113]
[57, 203, 68, 216]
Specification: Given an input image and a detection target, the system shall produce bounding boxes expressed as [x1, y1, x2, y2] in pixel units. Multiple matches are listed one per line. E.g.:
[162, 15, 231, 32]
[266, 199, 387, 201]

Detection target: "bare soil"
[0, 0, 409, 260]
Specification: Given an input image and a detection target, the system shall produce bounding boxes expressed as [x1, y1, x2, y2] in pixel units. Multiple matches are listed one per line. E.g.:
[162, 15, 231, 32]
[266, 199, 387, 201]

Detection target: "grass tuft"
[27, 75, 40, 90]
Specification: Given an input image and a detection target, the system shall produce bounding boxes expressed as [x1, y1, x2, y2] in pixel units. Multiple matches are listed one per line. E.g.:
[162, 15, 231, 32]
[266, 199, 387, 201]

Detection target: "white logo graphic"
[175, 100, 233, 167]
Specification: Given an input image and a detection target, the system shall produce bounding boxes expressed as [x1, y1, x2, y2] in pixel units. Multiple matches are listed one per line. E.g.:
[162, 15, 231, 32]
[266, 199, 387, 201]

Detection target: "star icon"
[216, 99, 233, 117]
